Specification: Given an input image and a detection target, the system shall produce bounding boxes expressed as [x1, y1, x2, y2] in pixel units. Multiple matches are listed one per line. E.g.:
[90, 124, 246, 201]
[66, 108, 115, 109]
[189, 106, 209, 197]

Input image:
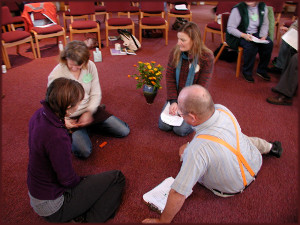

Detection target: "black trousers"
[45, 170, 125, 223]
[274, 53, 298, 98]
[239, 32, 273, 76]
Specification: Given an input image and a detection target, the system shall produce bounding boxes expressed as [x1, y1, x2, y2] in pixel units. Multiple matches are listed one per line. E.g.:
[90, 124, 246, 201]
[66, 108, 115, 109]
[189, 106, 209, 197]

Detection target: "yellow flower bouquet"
[128, 61, 164, 89]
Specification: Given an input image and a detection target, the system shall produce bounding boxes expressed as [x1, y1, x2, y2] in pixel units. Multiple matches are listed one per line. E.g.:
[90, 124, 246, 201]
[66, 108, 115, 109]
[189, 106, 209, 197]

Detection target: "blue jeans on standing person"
[158, 101, 193, 137]
[72, 115, 130, 159]
[239, 32, 273, 76]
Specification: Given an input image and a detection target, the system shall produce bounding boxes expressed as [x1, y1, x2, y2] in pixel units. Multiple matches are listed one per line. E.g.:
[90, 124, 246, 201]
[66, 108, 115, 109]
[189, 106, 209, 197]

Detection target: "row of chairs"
[2, 1, 193, 69]
[64, 1, 192, 47]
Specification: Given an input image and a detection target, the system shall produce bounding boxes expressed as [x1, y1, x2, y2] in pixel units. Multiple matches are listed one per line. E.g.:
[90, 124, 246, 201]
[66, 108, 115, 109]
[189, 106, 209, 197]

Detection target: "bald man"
[143, 84, 282, 223]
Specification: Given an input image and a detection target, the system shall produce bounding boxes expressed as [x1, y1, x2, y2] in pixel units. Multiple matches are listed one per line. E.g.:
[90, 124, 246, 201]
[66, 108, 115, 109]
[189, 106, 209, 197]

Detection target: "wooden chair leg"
[16, 45, 20, 54]
[97, 31, 101, 49]
[70, 30, 73, 42]
[34, 34, 41, 58]
[139, 27, 142, 45]
[214, 43, 226, 64]
[165, 28, 168, 46]
[276, 25, 281, 46]
[30, 38, 37, 59]
[236, 48, 243, 78]
[2, 46, 11, 69]
[63, 32, 67, 46]
[211, 33, 214, 42]
[203, 28, 207, 44]
[106, 27, 109, 47]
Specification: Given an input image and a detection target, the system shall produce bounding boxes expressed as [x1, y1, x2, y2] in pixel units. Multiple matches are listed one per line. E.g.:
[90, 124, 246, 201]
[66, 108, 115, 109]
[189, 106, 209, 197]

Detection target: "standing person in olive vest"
[226, 1, 273, 83]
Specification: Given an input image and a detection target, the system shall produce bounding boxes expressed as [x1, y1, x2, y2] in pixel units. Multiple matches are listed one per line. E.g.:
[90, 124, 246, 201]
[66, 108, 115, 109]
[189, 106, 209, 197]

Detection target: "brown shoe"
[266, 94, 292, 105]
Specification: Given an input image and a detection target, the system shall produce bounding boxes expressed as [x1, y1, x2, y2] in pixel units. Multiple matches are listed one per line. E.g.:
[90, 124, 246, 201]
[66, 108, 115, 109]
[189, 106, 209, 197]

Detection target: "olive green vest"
[226, 2, 266, 50]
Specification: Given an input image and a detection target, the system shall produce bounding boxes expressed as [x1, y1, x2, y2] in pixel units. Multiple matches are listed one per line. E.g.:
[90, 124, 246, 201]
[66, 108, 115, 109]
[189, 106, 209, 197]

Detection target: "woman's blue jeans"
[158, 101, 193, 137]
[72, 115, 130, 159]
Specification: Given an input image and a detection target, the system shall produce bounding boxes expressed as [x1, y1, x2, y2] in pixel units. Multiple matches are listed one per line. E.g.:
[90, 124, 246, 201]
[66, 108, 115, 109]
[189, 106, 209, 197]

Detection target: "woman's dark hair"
[60, 40, 90, 68]
[45, 78, 84, 119]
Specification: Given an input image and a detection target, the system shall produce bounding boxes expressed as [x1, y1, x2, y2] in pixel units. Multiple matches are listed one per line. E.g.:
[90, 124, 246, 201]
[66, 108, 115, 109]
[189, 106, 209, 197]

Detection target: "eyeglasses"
[177, 110, 188, 117]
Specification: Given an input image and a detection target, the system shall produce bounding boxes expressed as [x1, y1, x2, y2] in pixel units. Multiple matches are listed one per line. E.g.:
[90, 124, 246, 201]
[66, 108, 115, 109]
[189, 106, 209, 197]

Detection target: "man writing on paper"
[143, 84, 283, 223]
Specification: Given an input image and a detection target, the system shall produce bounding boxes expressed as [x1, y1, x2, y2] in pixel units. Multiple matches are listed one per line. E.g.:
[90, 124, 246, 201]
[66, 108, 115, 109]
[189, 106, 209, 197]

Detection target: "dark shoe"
[100, 104, 106, 110]
[242, 73, 254, 83]
[256, 72, 271, 81]
[271, 87, 278, 93]
[269, 141, 283, 158]
[266, 94, 292, 105]
[267, 66, 282, 74]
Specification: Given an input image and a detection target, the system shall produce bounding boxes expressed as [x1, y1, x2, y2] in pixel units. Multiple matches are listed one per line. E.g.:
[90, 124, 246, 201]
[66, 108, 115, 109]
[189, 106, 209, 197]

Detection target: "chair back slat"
[69, 1, 95, 15]
[105, 2, 131, 13]
[140, 1, 165, 13]
[2, 6, 14, 25]
[216, 1, 238, 15]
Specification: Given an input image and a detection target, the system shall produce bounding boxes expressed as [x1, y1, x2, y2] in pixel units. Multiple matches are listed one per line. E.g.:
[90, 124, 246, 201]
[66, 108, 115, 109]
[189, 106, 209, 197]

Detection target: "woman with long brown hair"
[158, 22, 214, 136]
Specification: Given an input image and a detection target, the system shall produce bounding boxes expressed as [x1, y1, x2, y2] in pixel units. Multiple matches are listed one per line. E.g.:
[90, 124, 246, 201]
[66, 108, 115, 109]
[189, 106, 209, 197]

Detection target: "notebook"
[142, 177, 175, 214]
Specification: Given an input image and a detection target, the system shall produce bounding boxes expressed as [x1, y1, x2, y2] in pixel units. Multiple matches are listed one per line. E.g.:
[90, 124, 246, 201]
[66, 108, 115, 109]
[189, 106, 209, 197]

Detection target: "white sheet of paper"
[281, 28, 298, 51]
[175, 4, 188, 10]
[143, 177, 175, 213]
[250, 35, 270, 44]
[160, 102, 184, 126]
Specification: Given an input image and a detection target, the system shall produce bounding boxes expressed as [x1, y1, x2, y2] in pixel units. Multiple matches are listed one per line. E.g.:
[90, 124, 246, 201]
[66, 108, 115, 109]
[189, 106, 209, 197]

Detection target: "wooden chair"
[167, 0, 192, 27]
[214, 13, 243, 78]
[4, 2, 25, 31]
[1, 6, 36, 69]
[203, 1, 238, 44]
[68, 1, 101, 49]
[105, 2, 135, 47]
[22, 2, 66, 58]
[139, 1, 168, 45]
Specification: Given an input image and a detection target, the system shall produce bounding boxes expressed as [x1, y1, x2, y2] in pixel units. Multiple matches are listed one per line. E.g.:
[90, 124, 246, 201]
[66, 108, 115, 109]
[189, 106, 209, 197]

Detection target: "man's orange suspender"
[197, 109, 255, 187]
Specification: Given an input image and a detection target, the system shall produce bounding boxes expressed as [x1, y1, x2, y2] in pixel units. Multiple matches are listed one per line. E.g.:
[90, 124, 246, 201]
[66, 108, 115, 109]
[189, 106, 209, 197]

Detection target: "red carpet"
[1, 3, 298, 223]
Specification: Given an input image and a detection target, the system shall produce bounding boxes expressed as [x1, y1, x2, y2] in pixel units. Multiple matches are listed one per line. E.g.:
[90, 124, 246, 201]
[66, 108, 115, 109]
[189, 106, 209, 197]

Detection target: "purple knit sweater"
[27, 101, 80, 200]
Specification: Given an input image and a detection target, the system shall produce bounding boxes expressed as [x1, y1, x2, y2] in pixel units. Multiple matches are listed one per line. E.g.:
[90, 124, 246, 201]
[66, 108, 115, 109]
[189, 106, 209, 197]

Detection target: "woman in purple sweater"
[158, 22, 214, 136]
[27, 77, 125, 223]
